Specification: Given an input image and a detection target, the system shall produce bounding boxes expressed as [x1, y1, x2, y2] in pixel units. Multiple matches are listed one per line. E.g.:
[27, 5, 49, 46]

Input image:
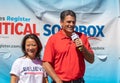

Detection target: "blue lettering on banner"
[75, 25, 104, 37]
[43, 24, 60, 36]
[43, 24, 105, 37]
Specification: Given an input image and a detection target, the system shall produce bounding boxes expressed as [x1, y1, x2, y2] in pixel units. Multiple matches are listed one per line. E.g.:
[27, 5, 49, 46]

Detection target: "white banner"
[0, 0, 120, 83]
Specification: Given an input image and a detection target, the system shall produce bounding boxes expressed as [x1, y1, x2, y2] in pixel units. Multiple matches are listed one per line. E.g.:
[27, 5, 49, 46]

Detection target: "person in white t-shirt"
[10, 34, 48, 83]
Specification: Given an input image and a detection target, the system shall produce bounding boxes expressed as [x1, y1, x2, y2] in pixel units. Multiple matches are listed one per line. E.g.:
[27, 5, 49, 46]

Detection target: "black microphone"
[71, 32, 83, 51]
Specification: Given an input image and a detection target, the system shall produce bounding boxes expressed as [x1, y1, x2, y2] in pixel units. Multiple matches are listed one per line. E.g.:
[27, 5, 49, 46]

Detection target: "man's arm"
[82, 46, 94, 63]
[42, 62, 63, 83]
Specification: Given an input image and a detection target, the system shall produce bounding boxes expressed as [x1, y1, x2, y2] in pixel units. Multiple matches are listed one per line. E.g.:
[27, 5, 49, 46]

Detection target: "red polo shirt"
[43, 30, 93, 81]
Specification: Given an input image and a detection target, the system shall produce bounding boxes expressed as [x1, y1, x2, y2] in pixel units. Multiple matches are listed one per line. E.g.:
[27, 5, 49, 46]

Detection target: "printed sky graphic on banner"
[0, 0, 120, 83]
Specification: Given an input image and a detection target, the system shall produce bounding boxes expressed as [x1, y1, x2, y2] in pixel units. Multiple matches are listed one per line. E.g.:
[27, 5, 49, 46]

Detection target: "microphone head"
[71, 32, 79, 40]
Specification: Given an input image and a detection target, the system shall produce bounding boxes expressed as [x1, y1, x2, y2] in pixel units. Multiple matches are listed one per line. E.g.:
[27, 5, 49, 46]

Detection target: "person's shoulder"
[14, 56, 26, 62]
[12, 57, 22, 65]
[48, 30, 61, 40]
[35, 58, 42, 64]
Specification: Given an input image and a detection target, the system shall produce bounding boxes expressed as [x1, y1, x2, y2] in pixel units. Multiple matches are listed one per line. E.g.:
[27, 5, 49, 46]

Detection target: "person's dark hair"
[60, 10, 76, 22]
[21, 34, 42, 59]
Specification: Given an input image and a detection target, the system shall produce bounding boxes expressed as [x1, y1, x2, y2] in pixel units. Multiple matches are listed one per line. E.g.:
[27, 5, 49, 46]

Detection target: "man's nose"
[70, 22, 75, 26]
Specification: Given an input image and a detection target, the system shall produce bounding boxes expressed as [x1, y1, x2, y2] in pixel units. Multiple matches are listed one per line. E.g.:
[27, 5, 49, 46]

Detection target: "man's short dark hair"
[60, 10, 76, 22]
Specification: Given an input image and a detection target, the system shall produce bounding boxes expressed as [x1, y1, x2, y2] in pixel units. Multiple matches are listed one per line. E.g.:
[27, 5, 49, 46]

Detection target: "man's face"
[60, 15, 76, 34]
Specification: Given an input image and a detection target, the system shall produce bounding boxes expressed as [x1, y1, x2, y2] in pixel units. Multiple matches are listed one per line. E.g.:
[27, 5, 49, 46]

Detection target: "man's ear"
[60, 20, 63, 27]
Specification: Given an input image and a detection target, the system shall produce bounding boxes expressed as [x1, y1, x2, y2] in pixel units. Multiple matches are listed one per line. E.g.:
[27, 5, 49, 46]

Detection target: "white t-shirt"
[10, 57, 46, 83]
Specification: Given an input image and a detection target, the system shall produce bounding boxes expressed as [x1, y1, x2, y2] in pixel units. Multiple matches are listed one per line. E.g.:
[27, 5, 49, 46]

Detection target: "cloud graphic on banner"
[0, 50, 11, 59]
[20, 0, 105, 20]
[97, 55, 107, 61]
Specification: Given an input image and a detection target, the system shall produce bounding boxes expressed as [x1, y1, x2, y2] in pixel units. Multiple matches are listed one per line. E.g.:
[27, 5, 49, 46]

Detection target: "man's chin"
[68, 30, 74, 33]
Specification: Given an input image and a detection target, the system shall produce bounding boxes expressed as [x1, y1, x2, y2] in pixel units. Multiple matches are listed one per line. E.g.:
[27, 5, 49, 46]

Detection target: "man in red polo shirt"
[42, 10, 94, 83]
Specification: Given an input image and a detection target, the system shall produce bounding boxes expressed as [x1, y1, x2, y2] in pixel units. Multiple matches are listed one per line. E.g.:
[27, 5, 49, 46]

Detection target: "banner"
[0, 0, 120, 83]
